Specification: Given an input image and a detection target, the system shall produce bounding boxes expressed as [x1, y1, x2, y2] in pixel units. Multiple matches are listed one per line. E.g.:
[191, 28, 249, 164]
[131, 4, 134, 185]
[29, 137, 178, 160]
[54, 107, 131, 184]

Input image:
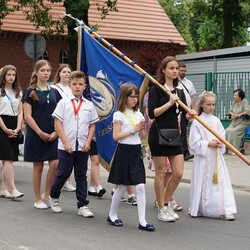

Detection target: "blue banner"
[78, 26, 146, 170]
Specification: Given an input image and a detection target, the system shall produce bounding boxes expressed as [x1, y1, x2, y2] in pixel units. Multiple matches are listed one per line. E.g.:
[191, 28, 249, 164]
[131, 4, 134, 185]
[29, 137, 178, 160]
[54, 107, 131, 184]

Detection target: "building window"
[60, 49, 69, 64]
[39, 49, 49, 60]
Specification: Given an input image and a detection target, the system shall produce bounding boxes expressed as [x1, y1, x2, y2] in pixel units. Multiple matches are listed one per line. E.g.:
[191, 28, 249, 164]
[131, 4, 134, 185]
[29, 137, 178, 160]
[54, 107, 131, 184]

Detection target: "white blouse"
[0, 89, 21, 116]
[113, 109, 144, 145]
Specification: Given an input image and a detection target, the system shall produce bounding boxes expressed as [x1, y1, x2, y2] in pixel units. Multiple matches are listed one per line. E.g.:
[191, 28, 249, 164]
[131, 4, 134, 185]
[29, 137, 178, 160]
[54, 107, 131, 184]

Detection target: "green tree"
[0, 0, 118, 69]
[159, 0, 195, 53]
[160, 0, 249, 51]
[192, 0, 249, 50]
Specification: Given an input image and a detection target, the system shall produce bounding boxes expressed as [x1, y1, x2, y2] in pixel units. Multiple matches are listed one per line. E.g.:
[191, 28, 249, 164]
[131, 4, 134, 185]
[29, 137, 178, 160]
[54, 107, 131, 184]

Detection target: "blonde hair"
[29, 60, 52, 102]
[197, 91, 216, 115]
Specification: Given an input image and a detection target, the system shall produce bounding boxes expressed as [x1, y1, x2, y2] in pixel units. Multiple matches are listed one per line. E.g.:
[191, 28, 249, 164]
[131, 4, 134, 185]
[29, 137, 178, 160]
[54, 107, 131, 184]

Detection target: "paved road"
[0, 159, 250, 250]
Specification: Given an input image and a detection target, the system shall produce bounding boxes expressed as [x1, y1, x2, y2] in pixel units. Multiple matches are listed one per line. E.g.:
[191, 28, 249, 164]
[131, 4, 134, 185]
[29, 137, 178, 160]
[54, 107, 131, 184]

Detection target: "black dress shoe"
[88, 191, 98, 196]
[184, 154, 194, 161]
[138, 223, 155, 232]
[107, 216, 123, 226]
[97, 188, 106, 198]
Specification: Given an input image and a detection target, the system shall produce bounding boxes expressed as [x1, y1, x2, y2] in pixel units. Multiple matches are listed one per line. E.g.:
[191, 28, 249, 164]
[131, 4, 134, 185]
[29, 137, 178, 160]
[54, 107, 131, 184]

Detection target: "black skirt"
[148, 132, 183, 156]
[108, 144, 146, 185]
[0, 115, 19, 161]
[89, 140, 98, 156]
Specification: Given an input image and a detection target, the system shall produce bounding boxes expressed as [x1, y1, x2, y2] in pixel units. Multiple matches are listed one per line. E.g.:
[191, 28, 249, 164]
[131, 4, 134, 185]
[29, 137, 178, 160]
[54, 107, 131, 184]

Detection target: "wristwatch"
[129, 128, 135, 135]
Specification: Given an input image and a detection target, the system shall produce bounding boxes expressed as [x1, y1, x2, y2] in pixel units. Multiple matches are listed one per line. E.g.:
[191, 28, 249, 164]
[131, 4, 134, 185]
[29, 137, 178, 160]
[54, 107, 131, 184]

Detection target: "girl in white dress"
[189, 91, 237, 221]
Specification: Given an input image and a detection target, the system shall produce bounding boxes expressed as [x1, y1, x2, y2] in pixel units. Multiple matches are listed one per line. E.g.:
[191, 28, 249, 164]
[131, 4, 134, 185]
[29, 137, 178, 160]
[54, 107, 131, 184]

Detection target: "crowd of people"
[1, 57, 245, 233]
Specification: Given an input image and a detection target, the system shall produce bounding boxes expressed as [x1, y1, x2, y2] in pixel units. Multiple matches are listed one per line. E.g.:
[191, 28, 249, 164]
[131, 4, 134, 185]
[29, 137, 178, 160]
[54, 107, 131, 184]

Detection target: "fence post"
[206, 72, 213, 91]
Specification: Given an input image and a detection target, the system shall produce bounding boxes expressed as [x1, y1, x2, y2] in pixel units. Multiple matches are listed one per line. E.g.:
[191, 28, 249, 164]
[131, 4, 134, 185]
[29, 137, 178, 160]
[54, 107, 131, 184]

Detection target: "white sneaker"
[51, 198, 62, 213]
[0, 189, 12, 198]
[165, 205, 179, 220]
[41, 193, 51, 208]
[11, 189, 24, 199]
[34, 201, 48, 209]
[168, 200, 183, 211]
[78, 206, 94, 218]
[220, 214, 234, 221]
[62, 181, 76, 192]
[158, 207, 175, 222]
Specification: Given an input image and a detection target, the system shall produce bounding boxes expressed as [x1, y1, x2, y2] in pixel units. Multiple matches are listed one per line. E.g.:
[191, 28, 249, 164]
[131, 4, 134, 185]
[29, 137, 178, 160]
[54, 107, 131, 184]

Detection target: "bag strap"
[179, 80, 190, 95]
[6, 94, 16, 115]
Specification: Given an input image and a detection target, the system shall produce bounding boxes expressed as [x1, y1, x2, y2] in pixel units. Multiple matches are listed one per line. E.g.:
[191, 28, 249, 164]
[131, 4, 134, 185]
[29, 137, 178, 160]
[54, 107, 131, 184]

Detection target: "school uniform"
[108, 109, 146, 185]
[0, 89, 21, 161]
[50, 93, 99, 208]
[21, 87, 61, 161]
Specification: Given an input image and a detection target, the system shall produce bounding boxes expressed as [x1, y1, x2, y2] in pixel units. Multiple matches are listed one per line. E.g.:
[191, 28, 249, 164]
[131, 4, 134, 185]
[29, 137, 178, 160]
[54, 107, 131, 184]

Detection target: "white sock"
[88, 186, 96, 192]
[96, 185, 103, 192]
[128, 193, 135, 199]
[135, 184, 147, 226]
[109, 185, 126, 221]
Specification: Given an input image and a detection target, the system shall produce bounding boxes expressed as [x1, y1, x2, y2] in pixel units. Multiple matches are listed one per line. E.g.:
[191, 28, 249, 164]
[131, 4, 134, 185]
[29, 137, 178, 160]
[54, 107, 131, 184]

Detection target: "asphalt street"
[0, 157, 250, 250]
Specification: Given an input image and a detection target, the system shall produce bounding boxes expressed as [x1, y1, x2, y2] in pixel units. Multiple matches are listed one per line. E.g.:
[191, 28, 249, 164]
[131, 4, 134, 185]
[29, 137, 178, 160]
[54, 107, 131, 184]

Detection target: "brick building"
[0, 0, 186, 89]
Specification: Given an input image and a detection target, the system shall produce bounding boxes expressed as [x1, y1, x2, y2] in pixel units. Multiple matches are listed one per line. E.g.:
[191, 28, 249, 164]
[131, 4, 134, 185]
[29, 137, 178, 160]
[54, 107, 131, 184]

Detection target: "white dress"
[189, 112, 237, 218]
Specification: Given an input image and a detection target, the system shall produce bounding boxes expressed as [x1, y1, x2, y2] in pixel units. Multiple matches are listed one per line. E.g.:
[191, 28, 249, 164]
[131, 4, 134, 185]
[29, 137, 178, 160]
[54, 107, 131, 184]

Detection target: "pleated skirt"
[108, 143, 146, 185]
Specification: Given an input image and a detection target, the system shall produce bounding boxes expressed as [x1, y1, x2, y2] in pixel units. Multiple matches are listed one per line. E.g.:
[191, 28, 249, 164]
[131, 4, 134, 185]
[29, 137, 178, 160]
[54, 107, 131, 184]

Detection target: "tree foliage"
[159, 0, 195, 53]
[159, 0, 250, 52]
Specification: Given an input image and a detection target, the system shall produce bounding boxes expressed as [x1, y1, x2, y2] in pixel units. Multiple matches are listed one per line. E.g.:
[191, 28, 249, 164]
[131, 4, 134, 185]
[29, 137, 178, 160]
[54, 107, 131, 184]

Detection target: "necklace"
[164, 83, 179, 113]
[36, 84, 50, 103]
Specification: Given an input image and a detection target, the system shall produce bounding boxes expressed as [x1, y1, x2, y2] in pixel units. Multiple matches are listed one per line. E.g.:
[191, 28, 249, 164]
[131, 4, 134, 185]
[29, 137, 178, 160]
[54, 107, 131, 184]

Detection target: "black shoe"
[184, 153, 194, 161]
[138, 223, 155, 232]
[97, 188, 106, 198]
[88, 191, 98, 196]
[107, 216, 123, 226]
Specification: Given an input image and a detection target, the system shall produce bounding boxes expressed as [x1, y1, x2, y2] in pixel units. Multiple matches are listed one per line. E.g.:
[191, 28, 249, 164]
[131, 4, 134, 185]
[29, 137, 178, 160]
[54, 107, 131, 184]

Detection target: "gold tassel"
[212, 148, 218, 184]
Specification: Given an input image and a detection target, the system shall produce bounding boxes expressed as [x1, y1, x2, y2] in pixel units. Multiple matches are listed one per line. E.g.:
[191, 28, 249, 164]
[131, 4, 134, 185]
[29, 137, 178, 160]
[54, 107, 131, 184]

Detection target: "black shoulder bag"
[155, 121, 181, 147]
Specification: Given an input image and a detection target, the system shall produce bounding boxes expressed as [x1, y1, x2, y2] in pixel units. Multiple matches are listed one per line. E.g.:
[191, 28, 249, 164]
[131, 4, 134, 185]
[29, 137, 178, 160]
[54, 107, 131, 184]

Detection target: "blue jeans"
[50, 150, 89, 208]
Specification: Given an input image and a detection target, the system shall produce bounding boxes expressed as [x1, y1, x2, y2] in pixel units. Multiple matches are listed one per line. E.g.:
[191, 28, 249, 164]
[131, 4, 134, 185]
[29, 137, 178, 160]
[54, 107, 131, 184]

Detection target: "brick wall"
[0, 32, 68, 90]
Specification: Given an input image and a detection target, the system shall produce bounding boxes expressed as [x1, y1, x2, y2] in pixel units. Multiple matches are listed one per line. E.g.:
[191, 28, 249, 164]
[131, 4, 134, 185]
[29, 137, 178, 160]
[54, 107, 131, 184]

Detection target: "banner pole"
[66, 14, 250, 166]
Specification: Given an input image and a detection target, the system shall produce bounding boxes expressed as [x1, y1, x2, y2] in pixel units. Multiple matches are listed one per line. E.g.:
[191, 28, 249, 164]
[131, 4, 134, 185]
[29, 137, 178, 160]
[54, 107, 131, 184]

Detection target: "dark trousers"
[50, 150, 89, 208]
[180, 114, 189, 154]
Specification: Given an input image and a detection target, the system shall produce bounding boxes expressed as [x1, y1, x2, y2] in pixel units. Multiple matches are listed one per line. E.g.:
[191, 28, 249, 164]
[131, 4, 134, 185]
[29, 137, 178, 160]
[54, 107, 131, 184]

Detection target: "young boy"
[50, 71, 99, 217]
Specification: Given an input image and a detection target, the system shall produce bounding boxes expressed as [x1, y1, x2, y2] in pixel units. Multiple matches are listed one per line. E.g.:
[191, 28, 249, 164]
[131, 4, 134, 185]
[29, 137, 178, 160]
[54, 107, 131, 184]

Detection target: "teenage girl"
[0, 65, 24, 199]
[22, 59, 61, 209]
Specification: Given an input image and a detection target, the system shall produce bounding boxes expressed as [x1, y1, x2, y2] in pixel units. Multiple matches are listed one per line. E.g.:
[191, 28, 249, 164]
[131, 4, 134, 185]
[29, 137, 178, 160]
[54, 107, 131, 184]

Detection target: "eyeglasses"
[128, 95, 139, 100]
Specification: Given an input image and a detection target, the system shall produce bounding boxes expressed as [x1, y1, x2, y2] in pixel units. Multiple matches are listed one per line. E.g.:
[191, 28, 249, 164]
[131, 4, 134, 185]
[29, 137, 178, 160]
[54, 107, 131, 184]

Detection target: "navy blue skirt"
[108, 144, 146, 185]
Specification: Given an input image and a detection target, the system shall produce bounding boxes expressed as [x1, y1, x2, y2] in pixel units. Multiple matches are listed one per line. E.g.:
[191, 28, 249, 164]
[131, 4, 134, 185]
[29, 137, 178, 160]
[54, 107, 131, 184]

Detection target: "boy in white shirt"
[50, 71, 99, 217]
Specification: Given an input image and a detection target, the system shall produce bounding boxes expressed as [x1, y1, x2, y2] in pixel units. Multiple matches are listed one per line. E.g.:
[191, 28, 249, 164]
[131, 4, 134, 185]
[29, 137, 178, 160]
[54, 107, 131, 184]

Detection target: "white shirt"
[113, 109, 144, 145]
[0, 89, 21, 116]
[50, 83, 71, 99]
[177, 77, 196, 108]
[52, 93, 99, 151]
